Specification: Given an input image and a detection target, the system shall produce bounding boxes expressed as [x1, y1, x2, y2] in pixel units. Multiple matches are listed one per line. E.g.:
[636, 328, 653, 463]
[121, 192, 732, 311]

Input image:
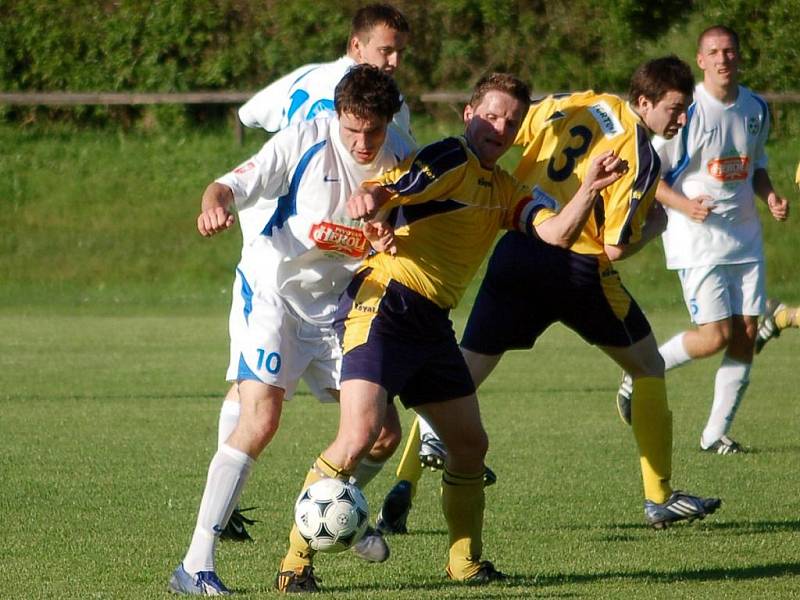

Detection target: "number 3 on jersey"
[547, 125, 593, 182]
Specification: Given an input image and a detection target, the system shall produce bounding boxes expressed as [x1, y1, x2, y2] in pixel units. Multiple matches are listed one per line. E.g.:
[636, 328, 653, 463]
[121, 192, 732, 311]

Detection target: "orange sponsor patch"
[310, 222, 368, 258]
[707, 156, 749, 182]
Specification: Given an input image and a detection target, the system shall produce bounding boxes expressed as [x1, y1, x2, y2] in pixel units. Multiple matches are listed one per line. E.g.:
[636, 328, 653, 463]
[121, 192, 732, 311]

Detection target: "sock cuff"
[220, 443, 255, 466]
[632, 376, 666, 400]
[720, 354, 751, 380]
[220, 400, 241, 417]
[315, 455, 352, 480]
[443, 469, 484, 486]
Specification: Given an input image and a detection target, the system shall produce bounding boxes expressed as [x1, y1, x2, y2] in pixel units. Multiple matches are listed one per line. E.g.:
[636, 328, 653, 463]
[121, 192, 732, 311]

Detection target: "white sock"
[659, 333, 692, 371]
[350, 457, 385, 489]
[217, 399, 240, 448]
[418, 416, 436, 439]
[701, 356, 750, 448]
[183, 444, 254, 574]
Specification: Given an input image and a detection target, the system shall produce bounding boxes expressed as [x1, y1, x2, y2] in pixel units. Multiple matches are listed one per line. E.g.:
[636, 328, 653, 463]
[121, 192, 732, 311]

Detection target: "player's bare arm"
[363, 220, 397, 255]
[197, 182, 236, 237]
[655, 179, 712, 223]
[753, 168, 789, 221]
[534, 150, 627, 248]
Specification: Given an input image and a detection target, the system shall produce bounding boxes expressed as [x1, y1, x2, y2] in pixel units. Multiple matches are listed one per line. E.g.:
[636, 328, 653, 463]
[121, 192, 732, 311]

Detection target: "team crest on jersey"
[707, 156, 749, 182]
[746, 116, 760, 136]
[233, 161, 256, 174]
[310, 222, 368, 258]
[588, 101, 623, 139]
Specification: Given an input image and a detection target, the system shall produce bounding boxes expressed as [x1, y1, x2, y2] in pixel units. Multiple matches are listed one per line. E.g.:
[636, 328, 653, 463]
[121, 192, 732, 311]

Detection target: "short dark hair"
[697, 25, 739, 51]
[351, 3, 409, 38]
[335, 64, 402, 122]
[628, 55, 694, 105]
[469, 73, 531, 109]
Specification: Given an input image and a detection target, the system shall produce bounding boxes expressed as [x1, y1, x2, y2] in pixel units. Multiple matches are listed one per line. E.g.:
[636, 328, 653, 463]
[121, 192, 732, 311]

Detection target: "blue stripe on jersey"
[389, 138, 466, 197]
[261, 140, 327, 236]
[286, 89, 310, 123]
[663, 102, 696, 186]
[399, 198, 467, 225]
[237, 353, 264, 382]
[619, 124, 660, 245]
[305, 99, 335, 120]
[236, 267, 254, 323]
[753, 92, 768, 127]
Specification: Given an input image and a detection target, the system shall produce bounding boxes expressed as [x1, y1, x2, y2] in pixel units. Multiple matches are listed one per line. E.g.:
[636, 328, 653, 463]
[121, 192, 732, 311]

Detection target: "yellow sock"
[775, 307, 798, 330]
[441, 469, 485, 580]
[281, 455, 351, 571]
[630, 377, 672, 504]
[395, 416, 423, 498]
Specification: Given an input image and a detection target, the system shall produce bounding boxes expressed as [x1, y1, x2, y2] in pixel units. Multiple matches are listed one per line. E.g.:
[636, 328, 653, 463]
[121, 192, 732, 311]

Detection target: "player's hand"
[646, 200, 668, 235]
[767, 193, 789, 221]
[363, 221, 397, 255]
[585, 151, 628, 193]
[197, 206, 235, 236]
[348, 185, 390, 221]
[684, 195, 713, 222]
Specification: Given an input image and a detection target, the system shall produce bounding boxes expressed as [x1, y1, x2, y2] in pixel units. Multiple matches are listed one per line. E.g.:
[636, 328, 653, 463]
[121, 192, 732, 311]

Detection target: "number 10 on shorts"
[256, 349, 282, 374]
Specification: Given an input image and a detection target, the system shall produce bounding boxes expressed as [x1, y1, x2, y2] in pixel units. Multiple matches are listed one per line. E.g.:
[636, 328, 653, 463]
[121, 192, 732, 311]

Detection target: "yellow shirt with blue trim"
[364, 136, 556, 309]
[513, 91, 661, 256]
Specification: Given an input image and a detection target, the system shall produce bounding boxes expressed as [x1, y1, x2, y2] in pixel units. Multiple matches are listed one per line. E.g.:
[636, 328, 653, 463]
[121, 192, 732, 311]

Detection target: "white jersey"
[238, 55, 414, 145]
[217, 115, 413, 325]
[654, 83, 770, 269]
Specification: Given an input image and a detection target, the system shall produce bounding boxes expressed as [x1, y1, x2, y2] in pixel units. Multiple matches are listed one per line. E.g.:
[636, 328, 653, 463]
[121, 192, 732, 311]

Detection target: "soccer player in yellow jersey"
[275, 73, 629, 592]
[457, 56, 722, 529]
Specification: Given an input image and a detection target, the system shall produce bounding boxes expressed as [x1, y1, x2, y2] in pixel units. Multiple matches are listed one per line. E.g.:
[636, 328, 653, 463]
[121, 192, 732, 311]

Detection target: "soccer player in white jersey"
[238, 3, 412, 143]
[617, 26, 790, 454]
[167, 65, 414, 596]
[215, 3, 412, 542]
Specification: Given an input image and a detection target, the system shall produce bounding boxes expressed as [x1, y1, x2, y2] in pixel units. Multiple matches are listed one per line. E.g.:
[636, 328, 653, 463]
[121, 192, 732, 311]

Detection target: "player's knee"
[445, 427, 488, 465]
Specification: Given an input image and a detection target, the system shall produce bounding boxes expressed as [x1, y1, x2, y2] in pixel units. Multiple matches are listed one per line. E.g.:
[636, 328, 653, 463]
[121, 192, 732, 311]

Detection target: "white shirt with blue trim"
[653, 83, 770, 269]
[216, 115, 413, 324]
[238, 55, 413, 145]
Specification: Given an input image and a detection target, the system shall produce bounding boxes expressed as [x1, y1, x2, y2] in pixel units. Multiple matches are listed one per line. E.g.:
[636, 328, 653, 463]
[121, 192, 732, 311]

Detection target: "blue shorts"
[335, 268, 476, 407]
[461, 231, 651, 353]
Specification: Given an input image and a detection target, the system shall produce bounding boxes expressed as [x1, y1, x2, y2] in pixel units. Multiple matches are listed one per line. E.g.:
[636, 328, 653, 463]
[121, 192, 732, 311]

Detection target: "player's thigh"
[461, 232, 558, 355]
[601, 332, 664, 378]
[677, 265, 733, 324]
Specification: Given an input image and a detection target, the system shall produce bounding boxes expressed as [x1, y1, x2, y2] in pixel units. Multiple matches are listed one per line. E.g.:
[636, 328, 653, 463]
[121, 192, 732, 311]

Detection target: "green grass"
[2, 306, 800, 598]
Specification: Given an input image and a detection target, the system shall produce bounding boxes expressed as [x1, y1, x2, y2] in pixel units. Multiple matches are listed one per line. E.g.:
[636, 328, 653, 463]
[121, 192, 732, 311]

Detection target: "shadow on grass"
[282, 561, 800, 596]
[604, 518, 800, 535]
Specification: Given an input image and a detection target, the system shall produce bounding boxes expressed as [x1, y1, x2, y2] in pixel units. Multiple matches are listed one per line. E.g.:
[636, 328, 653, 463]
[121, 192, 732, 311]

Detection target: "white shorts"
[226, 267, 340, 403]
[677, 262, 765, 325]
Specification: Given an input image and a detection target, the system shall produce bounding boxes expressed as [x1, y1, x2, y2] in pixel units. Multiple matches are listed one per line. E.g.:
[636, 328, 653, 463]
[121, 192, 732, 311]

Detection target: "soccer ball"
[294, 478, 369, 553]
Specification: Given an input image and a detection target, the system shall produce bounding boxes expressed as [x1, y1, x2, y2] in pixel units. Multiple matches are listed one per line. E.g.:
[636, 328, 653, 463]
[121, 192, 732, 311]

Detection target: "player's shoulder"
[414, 136, 469, 170]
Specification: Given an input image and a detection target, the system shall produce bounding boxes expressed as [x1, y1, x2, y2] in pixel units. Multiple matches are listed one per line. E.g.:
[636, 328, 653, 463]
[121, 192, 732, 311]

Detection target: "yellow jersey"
[514, 91, 661, 256]
[364, 136, 555, 309]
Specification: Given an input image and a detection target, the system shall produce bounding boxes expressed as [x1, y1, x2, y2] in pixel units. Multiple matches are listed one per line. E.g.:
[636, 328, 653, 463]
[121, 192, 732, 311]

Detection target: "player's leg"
[376, 416, 421, 535]
[277, 378, 389, 589]
[415, 394, 504, 582]
[698, 262, 763, 453]
[171, 381, 283, 595]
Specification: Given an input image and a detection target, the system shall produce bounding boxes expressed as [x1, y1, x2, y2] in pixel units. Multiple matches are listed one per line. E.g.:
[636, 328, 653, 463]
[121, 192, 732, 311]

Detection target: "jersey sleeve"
[216, 126, 297, 209]
[752, 93, 770, 171]
[369, 138, 470, 208]
[602, 124, 661, 247]
[238, 65, 317, 131]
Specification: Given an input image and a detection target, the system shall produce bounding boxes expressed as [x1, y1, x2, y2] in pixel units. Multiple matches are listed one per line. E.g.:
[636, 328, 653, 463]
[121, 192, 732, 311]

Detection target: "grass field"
[2, 305, 800, 598]
[2, 119, 800, 597]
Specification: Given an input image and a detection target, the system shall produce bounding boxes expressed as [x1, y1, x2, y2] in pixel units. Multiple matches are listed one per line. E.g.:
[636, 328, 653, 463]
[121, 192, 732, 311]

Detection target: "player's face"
[339, 111, 389, 164]
[352, 25, 408, 76]
[463, 90, 527, 168]
[697, 33, 740, 90]
[639, 90, 689, 139]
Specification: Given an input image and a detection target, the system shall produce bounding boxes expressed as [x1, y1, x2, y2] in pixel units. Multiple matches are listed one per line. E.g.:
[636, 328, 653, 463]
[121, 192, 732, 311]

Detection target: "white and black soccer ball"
[294, 478, 369, 553]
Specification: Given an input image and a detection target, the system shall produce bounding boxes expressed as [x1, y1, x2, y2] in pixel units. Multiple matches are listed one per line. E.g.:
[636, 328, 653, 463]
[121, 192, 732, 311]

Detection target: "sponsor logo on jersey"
[588, 101, 623, 139]
[531, 185, 560, 210]
[477, 177, 492, 188]
[233, 161, 256, 174]
[707, 156, 749, 182]
[310, 221, 368, 258]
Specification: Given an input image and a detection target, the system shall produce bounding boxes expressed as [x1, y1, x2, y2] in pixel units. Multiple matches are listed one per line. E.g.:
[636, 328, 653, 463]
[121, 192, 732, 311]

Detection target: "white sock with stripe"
[701, 355, 750, 448]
